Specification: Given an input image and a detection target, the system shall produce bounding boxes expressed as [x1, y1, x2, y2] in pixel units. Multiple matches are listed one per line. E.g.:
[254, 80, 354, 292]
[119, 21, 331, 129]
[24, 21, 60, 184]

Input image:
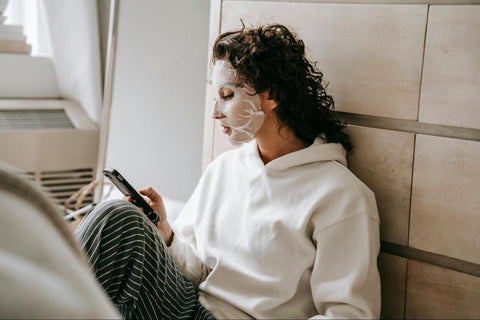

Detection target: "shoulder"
[307, 160, 380, 227]
[203, 144, 251, 174]
[197, 145, 250, 192]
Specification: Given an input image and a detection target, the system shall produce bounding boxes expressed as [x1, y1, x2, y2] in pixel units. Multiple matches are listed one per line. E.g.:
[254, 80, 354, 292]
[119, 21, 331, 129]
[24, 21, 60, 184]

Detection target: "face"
[210, 60, 265, 146]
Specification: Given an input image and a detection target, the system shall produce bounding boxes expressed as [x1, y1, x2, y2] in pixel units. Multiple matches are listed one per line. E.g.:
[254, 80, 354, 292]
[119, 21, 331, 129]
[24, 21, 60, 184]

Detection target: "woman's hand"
[125, 186, 174, 246]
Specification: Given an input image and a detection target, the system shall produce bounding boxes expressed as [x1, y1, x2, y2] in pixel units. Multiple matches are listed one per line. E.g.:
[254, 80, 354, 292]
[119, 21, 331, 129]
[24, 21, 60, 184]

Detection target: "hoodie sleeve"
[167, 174, 211, 287]
[168, 229, 210, 287]
[308, 211, 381, 319]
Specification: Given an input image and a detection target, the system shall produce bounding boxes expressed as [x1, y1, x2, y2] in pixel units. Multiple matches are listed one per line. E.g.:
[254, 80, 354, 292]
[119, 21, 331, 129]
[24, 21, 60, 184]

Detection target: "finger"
[141, 195, 153, 205]
[122, 196, 132, 202]
[139, 186, 162, 201]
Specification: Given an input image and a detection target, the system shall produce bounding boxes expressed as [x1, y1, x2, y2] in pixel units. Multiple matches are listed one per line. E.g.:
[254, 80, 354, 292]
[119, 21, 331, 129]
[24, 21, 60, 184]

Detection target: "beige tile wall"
[410, 135, 480, 264]
[378, 253, 408, 319]
[346, 126, 414, 245]
[419, 5, 480, 130]
[405, 260, 480, 319]
[221, 2, 427, 120]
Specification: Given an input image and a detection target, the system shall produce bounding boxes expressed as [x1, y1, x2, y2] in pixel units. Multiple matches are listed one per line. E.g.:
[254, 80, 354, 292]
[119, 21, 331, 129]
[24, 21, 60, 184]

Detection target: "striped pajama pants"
[74, 199, 215, 320]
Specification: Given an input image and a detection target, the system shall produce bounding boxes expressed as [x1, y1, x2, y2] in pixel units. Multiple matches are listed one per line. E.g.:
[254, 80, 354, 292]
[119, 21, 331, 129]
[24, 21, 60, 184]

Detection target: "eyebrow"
[206, 80, 237, 88]
[218, 82, 235, 88]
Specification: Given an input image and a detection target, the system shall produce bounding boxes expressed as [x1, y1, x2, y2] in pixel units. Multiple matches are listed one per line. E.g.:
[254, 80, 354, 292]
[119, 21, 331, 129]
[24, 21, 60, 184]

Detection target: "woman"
[75, 24, 381, 319]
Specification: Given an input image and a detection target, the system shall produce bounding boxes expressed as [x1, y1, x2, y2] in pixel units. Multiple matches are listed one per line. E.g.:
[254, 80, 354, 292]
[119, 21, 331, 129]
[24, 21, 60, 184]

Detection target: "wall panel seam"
[403, 259, 409, 320]
[416, 4, 430, 122]
[380, 241, 480, 277]
[338, 112, 480, 141]
[406, 134, 417, 247]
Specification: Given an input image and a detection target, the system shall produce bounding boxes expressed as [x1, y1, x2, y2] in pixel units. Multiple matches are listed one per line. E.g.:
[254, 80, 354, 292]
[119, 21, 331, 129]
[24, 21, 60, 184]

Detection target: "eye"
[219, 88, 234, 100]
[222, 92, 234, 100]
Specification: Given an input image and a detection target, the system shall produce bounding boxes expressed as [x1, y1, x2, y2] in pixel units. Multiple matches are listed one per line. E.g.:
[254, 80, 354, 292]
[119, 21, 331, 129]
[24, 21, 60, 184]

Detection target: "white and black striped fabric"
[75, 199, 215, 320]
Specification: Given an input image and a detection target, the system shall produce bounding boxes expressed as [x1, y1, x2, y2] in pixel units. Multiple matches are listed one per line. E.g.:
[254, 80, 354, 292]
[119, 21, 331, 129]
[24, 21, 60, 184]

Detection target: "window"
[3, 0, 50, 56]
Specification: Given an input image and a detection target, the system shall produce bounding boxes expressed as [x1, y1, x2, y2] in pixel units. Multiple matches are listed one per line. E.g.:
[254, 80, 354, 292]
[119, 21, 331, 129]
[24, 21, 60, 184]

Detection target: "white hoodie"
[169, 138, 381, 319]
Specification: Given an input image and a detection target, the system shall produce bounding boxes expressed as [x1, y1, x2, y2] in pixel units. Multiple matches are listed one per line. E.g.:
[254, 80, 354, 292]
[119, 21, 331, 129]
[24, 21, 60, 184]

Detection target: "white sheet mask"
[211, 60, 265, 146]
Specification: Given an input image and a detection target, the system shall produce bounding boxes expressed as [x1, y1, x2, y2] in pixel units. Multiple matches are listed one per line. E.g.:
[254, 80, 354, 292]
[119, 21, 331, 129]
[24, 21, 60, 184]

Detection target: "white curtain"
[40, 0, 103, 123]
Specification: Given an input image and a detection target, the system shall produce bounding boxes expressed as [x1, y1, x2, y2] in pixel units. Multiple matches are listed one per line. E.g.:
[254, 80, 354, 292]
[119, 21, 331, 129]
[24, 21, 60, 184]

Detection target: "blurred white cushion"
[0, 164, 119, 319]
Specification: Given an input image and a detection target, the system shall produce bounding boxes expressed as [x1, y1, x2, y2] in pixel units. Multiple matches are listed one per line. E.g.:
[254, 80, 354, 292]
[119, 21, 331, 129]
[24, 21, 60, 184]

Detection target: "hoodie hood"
[247, 138, 347, 171]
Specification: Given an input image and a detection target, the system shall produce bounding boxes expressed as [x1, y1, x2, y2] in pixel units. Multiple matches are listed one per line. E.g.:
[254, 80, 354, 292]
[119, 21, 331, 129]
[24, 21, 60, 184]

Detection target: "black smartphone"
[103, 167, 160, 223]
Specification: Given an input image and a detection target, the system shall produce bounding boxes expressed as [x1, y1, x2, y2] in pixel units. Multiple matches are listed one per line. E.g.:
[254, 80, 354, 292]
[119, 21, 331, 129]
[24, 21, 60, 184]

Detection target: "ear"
[259, 91, 278, 112]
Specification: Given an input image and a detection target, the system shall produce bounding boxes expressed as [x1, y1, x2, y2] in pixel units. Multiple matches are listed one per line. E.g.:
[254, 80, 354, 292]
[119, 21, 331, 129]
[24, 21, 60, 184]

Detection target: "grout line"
[407, 134, 417, 247]
[417, 4, 430, 122]
[403, 259, 409, 319]
[380, 241, 480, 277]
[338, 112, 480, 142]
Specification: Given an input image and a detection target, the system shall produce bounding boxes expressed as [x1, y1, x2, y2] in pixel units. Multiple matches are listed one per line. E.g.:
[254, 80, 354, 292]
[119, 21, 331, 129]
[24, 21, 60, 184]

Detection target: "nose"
[211, 97, 225, 119]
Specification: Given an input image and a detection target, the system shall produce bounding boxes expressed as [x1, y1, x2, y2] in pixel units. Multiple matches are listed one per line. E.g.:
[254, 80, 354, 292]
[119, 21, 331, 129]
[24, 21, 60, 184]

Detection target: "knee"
[75, 199, 145, 236]
[100, 198, 136, 210]
[94, 199, 145, 223]
[98, 199, 139, 213]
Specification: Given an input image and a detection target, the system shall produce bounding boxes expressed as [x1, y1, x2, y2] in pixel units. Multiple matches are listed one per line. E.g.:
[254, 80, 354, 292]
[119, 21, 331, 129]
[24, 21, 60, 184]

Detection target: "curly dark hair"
[212, 24, 352, 152]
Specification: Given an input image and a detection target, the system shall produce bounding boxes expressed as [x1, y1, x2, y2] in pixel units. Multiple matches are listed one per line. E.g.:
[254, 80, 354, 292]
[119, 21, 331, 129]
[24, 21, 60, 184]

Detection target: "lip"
[221, 124, 232, 136]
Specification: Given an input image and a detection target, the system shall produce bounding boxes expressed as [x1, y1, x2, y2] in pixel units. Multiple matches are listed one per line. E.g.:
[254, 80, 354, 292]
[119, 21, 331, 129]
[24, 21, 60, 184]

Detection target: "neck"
[253, 93, 307, 164]
[255, 126, 306, 165]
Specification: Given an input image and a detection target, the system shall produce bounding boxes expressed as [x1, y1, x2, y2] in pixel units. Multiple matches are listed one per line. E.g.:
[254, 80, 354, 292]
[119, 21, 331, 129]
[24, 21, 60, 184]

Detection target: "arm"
[309, 211, 381, 319]
[139, 186, 211, 286]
